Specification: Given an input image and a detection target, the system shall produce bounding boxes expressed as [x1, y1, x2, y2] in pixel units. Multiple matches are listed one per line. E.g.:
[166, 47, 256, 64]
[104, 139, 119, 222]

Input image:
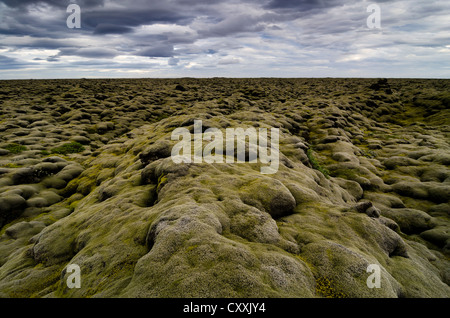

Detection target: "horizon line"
[1, 76, 449, 81]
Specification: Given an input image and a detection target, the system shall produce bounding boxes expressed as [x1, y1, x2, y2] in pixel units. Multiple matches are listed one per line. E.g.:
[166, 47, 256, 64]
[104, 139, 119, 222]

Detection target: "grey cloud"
[137, 44, 174, 57]
[0, 1, 195, 38]
[265, 0, 344, 11]
[0, 54, 34, 69]
[57, 47, 119, 58]
[65, 59, 158, 68]
[93, 24, 134, 35]
[268, 25, 282, 30]
[168, 57, 179, 65]
[0, 0, 64, 8]
[218, 57, 240, 65]
[46, 55, 60, 62]
[82, 8, 194, 30]
[0, 0, 448, 78]
[265, 0, 388, 11]
[25, 39, 75, 49]
[0, 55, 17, 63]
[0, 0, 104, 8]
[198, 15, 266, 37]
[0, 5, 74, 38]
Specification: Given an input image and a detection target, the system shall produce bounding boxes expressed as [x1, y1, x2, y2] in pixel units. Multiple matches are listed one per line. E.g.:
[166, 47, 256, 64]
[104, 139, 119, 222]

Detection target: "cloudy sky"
[0, 0, 449, 79]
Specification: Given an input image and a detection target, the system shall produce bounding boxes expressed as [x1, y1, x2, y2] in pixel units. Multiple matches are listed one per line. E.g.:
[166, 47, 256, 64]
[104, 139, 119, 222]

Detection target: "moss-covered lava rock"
[0, 78, 449, 298]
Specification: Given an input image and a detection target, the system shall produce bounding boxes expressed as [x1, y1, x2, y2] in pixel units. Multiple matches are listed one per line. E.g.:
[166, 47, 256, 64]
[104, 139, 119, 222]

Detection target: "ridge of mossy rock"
[139, 140, 172, 165]
[42, 156, 67, 163]
[353, 201, 380, 218]
[0, 149, 10, 156]
[71, 136, 91, 145]
[229, 206, 281, 244]
[55, 164, 84, 182]
[335, 178, 363, 200]
[4, 221, 46, 239]
[240, 177, 296, 219]
[0, 194, 26, 226]
[392, 182, 428, 200]
[381, 208, 434, 235]
[302, 241, 402, 298]
[11, 168, 39, 184]
[141, 158, 190, 185]
[363, 192, 405, 209]
[392, 182, 450, 203]
[383, 156, 420, 170]
[377, 216, 400, 232]
[285, 183, 321, 204]
[420, 227, 450, 248]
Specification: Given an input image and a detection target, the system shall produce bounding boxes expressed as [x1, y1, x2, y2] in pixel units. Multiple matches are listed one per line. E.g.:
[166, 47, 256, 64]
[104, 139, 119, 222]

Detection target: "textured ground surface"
[0, 78, 449, 298]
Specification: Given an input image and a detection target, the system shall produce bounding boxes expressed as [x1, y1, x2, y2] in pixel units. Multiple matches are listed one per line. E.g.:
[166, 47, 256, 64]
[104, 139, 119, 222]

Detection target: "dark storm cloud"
[23, 39, 74, 49]
[82, 8, 192, 30]
[0, 4, 74, 38]
[57, 47, 119, 58]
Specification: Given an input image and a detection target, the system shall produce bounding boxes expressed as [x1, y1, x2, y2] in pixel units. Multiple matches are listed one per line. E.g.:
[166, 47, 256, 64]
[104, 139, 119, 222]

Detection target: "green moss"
[154, 113, 171, 121]
[1, 163, 21, 168]
[51, 142, 85, 155]
[307, 149, 330, 178]
[359, 149, 376, 159]
[186, 245, 199, 252]
[87, 261, 135, 297]
[294, 254, 317, 275]
[329, 167, 359, 180]
[315, 277, 347, 298]
[3, 143, 27, 154]
[33, 212, 58, 224]
[9, 266, 62, 298]
[156, 174, 168, 193]
[85, 125, 97, 134]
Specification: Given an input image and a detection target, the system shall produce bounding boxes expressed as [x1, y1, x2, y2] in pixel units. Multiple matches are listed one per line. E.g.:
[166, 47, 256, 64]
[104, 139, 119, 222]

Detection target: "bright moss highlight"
[51, 142, 85, 155]
[307, 149, 330, 178]
[3, 143, 27, 154]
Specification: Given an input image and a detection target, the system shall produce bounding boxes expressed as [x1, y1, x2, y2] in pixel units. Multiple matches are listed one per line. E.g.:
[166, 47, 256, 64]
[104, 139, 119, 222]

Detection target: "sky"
[0, 0, 449, 79]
